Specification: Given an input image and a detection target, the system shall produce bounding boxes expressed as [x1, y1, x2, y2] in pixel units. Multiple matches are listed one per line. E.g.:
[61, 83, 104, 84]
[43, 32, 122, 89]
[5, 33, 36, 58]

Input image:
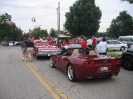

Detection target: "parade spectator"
[69, 39, 73, 44]
[61, 40, 66, 51]
[76, 38, 81, 43]
[81, 37, 88, 54]
[39, 36, 42, 40]
[87, 38, 92, 48]
[61, 40, 66, 47]
[49, 37, 53, 45]
[21, 38, 28, 61]
[30, 37, 34, 43]
[27, 38, 34, 62]
[97, 37, 107, 55]
[92, 35, 97, 50]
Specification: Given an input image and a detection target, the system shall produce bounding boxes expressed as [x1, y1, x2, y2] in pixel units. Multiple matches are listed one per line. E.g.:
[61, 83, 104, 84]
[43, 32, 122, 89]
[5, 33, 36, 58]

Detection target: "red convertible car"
[34, 40, 61, 59]
[50, 48, 121, 82]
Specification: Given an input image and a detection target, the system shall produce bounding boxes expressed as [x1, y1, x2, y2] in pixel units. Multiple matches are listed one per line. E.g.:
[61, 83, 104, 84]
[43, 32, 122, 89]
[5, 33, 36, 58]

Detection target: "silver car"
[107, 40, 128, 51]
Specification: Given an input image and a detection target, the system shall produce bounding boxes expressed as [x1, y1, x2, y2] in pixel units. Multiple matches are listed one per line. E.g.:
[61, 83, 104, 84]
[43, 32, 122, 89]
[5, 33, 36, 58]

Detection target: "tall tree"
[0, 13, 12, 41]
[106, 11, 133, 38]
[121, 0, 133, 3]
[31, 26, 48, 39]
[0, 13, 22, 41]
[49, 28, 57, 38]
[64, 0, 102, 37]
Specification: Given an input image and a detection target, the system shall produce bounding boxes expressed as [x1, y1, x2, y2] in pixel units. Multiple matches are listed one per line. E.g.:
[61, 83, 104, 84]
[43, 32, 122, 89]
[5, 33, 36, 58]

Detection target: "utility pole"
[57, 2, 60, 36]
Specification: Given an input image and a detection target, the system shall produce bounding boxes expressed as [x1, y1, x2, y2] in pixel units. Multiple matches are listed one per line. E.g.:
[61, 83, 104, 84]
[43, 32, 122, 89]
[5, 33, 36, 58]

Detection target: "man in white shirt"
[87, 38, 92, 48]
[97, 38, 107, 55]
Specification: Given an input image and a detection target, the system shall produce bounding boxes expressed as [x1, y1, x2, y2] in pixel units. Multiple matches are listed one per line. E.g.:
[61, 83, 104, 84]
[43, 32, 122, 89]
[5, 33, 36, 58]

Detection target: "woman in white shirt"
[97, 37, 107, 55]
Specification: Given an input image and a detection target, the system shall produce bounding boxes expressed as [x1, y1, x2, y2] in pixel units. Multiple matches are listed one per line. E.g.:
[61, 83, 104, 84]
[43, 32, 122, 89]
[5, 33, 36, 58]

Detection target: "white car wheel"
[50, 57, 55, 68]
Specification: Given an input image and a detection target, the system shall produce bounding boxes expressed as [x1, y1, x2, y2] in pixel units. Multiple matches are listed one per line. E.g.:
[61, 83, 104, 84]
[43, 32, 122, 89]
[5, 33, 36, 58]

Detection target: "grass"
[107, 52, 122, 58]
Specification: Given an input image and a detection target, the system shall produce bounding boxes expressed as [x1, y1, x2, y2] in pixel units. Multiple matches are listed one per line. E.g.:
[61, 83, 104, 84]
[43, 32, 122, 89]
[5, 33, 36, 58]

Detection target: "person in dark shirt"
[22, 38, 28, 61]
[27, 38, 34, 62]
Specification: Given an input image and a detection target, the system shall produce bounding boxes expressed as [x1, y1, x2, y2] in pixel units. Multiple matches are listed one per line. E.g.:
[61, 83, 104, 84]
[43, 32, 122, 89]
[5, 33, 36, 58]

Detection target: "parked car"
[50, 47, 121, 82]
[14, 41, 21, 46]
[1, 41, 9, 46]
[34, 40, 61, 59]
[118, 36, 133, 48]
[107, 40, 128, 51]
[121, 44, 133, 70]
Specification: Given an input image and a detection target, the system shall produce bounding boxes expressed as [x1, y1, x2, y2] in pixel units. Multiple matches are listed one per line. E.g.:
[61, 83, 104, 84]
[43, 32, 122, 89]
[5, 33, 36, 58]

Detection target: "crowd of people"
[82, 35, 107, 55]
[21, 36, 58, 62]
[21, 35, 107, 62]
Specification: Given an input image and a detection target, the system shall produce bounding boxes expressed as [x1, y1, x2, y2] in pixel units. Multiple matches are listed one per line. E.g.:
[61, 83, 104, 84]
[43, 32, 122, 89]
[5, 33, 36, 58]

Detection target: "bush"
[107, 52, 121, 58]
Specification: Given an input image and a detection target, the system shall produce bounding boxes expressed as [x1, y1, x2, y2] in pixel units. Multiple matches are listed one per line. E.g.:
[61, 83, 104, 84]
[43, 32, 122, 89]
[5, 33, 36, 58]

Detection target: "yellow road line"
[17, 51, 69, 99]
[29, 62, 69, 99]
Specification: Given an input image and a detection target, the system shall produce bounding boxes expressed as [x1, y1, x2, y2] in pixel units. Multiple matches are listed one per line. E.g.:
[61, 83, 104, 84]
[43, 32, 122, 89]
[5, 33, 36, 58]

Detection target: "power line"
[13, 13, 56, 20]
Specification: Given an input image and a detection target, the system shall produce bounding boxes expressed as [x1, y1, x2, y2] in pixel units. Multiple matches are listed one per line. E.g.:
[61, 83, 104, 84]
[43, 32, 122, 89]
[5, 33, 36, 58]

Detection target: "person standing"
[30, 37, 34, 43]
[92, 35, 97, 50]
[97, 38, 107, 55]
[39, 36, 42, 40]
[87, 38, 92, 49]
[49, 37, 53, 45]
[21, 38, 28, 61]
[81, 37, 88, 54]
[27, 38, 34, 62]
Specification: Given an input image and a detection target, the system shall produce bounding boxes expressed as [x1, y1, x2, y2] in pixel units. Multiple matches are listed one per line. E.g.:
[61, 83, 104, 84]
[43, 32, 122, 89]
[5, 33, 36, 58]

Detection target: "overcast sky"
[0, 0, 133, 33]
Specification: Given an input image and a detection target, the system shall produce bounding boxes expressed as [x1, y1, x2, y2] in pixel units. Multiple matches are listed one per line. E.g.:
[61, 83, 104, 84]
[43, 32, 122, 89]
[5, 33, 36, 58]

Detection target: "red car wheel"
[67, 64, 77, 82]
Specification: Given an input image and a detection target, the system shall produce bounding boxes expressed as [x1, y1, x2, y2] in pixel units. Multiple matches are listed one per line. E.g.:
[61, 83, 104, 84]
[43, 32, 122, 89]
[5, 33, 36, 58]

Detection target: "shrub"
[107, 52, 121, 58]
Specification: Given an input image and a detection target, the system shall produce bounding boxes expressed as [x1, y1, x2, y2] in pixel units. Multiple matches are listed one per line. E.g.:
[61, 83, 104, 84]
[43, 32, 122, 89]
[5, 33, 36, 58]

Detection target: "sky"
[0, 0, 133, 33]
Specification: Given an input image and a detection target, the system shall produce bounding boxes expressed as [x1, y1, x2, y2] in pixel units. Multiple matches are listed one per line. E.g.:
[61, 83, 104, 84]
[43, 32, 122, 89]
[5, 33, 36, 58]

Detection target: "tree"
[49, 28, 57, 38]
[106, 11, 133, 38]
[0, 13, 12, 41]
[121, 0, 133, 3]
[0, 13, 22, 41]
[30, 26, 48, 39]
[64, 0, 102, 37]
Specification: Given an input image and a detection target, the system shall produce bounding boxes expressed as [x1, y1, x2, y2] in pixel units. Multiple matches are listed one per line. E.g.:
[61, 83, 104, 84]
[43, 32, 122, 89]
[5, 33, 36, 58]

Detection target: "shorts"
[22, 47, 27, 54]
[27, 47, 34, 54]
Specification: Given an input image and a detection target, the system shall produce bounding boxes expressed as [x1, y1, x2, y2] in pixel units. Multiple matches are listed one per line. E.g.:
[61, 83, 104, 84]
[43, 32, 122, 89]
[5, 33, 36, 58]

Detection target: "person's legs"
[30, 48, 34, 62]
[27, 48, 33, 62]
[22, 48, 25, 61]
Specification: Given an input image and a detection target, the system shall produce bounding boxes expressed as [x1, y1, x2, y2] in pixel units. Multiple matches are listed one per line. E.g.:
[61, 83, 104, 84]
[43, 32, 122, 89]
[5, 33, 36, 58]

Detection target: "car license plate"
[101, 67, 108, 71]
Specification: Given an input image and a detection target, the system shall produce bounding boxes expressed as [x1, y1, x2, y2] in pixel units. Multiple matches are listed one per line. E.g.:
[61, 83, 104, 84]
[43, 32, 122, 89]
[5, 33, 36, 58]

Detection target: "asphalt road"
[0, 45, 133, 99]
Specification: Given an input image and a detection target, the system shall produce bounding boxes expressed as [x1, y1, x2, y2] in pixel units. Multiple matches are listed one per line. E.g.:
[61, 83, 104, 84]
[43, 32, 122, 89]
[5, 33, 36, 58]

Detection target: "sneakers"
[22, 57, 25, 61]
[25, 58, 28, 61]
[22, 57, 28, 61]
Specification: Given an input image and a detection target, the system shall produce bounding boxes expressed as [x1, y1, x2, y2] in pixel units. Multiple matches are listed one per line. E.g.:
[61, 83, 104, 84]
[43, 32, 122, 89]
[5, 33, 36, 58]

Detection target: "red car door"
[58, 56, 68, 72]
